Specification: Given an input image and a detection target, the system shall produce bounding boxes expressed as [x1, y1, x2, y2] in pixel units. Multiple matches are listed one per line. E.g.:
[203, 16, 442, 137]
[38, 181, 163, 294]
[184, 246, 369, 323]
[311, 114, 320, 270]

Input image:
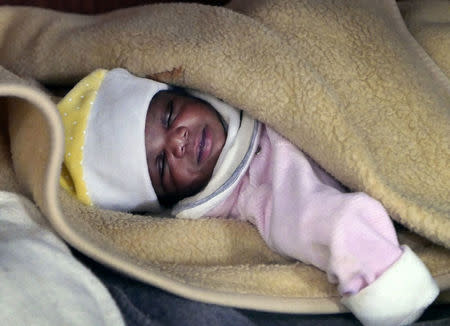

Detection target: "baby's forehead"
[149, 89, 209, 111]
[157, 87, 194, 99]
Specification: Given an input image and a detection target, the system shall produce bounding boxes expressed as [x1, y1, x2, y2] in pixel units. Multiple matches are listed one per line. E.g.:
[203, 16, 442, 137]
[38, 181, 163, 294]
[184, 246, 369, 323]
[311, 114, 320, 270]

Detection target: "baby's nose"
[170, 126, 188, 158]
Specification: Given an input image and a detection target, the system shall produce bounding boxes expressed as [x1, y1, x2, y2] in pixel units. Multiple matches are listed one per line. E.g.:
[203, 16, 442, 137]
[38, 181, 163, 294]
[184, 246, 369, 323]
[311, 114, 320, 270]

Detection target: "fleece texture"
[0, 0, 449, 313]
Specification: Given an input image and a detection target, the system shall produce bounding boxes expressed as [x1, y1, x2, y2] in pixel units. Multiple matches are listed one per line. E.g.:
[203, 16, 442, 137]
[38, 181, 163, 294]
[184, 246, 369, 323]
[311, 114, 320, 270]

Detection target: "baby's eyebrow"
[159, 156, 167, 194]
[166, 163, 177, 194]
[160, 158, 174, 195]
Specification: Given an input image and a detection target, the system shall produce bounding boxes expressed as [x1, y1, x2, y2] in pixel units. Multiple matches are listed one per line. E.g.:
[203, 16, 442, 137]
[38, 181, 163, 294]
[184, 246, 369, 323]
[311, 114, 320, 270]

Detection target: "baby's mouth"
[197, 127, 212, 165]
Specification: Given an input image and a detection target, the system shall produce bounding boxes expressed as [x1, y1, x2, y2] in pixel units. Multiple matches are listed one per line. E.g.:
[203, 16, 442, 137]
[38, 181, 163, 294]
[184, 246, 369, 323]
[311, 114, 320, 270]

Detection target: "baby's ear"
[146, 66, 184, 84]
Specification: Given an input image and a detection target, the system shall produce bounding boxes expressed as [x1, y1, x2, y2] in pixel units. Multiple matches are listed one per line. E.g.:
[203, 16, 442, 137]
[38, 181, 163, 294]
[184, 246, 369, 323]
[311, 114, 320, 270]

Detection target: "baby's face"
[145, 90, 226, 207]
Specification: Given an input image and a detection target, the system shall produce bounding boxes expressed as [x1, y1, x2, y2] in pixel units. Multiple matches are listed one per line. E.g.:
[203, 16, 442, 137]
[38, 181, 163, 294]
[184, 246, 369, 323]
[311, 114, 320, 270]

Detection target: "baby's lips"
[199, 127, 213, 165]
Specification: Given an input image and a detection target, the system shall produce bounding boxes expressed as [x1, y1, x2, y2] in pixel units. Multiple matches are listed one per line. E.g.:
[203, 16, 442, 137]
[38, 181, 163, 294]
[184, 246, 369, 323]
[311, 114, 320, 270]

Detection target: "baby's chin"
[158, 179, 208, 208]
[211, 118, 227, 162]
[207, 129, 226, 174]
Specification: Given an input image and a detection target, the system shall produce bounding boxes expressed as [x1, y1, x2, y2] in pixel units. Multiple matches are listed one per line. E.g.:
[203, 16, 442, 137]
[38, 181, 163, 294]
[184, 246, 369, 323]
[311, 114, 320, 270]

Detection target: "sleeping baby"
[58, 68, 439, 326]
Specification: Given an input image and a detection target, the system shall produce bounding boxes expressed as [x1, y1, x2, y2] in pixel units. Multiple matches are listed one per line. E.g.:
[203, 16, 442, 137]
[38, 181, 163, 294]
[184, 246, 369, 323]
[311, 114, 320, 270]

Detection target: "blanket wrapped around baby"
[0, 0, 449, 313]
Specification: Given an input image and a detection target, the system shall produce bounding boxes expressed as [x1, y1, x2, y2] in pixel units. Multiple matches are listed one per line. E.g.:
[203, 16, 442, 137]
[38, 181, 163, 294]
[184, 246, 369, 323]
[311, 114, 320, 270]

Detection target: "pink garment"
[207, 125, 402, 296]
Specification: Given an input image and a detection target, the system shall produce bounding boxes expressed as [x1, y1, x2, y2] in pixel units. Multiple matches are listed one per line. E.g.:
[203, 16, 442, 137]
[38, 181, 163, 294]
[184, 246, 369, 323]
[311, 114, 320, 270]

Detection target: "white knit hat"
[59, 68, 168, 212]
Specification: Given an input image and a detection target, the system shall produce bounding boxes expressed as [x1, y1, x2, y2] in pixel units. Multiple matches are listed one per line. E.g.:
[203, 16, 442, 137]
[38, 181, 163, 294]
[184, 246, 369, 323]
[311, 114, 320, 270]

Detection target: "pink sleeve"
[206, 127, 439, 325]
[213, 127, 403, 295]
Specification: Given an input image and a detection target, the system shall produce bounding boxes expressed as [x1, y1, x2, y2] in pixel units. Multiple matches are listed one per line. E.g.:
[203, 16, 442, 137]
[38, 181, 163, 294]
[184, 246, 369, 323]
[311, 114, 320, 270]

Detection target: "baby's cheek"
[182, 168, 211, 195]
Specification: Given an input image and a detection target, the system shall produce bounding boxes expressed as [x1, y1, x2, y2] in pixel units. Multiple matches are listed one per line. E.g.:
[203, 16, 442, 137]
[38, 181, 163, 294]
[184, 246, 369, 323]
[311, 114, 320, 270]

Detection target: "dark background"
[0, 0, 229, 13]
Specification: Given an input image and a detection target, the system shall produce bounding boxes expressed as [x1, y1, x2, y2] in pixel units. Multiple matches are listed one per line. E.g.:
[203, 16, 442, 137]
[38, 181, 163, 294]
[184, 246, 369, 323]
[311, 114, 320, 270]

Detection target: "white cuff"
[342, 245, 439, 326]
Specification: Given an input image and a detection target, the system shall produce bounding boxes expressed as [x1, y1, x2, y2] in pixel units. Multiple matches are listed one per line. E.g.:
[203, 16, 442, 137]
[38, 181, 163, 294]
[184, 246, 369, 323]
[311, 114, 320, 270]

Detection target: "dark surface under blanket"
[73, 249, 450, 326]
[0, 0, 228, 14]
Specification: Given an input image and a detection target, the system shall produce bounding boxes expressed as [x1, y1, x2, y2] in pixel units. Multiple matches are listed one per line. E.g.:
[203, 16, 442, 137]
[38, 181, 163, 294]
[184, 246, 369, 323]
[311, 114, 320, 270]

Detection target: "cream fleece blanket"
[0, 0, 449, 313]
